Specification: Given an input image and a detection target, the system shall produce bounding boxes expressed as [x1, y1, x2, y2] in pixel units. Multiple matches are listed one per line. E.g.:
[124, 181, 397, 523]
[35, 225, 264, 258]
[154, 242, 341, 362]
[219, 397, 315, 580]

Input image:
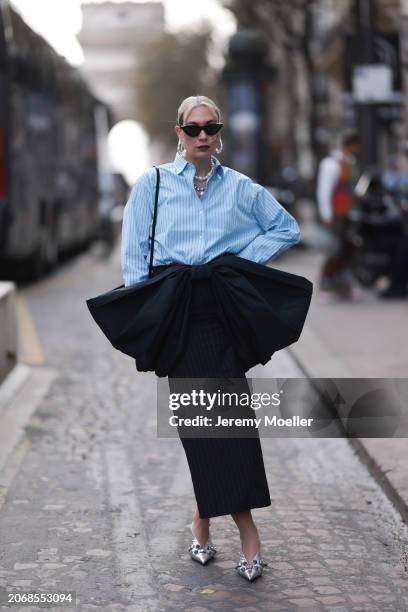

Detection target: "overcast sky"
[11, 0, 236, 66]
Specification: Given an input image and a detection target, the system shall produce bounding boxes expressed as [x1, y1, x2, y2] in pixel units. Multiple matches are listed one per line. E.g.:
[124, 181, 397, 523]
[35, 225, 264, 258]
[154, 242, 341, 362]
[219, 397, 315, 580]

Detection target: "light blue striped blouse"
[121, 151, 300, 286]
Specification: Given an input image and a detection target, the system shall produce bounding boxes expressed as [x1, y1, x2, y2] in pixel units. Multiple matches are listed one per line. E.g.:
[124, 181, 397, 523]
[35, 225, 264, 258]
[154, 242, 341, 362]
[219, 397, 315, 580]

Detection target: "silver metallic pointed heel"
[189, 522, 217, 565]
[235, 550, 268, 581]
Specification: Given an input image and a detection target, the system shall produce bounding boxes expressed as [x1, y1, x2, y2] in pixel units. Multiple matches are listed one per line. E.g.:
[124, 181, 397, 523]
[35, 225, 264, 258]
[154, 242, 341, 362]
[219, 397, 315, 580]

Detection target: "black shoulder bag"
[148, 166, 160, 279]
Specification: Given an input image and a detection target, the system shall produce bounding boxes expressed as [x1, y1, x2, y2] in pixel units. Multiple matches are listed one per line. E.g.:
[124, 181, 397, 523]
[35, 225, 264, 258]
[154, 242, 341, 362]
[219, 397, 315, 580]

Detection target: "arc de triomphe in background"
[78, 2, 165, 123]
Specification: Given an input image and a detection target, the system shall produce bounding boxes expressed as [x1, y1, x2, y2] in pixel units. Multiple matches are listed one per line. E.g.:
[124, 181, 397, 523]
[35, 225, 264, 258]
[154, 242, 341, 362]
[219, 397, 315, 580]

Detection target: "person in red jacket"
[316, 130, 361, 302]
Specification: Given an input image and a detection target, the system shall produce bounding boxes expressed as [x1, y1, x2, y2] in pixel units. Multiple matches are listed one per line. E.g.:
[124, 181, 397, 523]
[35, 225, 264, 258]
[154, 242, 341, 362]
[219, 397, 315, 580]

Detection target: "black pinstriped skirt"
[153, 266, 272, 519]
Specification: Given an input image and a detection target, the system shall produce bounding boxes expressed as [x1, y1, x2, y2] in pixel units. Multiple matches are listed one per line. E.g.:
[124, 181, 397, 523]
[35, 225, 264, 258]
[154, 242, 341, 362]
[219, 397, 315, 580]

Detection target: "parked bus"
[0, 0, 116, 281]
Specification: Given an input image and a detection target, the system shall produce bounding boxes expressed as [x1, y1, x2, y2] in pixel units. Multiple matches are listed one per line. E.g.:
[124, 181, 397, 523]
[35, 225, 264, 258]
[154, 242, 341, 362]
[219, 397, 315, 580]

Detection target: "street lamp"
[221, 28, 276, 184]
[353, 0, 379, 169]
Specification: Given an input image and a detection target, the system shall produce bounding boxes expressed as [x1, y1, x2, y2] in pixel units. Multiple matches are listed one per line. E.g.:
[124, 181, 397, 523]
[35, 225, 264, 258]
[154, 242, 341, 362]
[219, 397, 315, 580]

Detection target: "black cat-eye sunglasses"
[180, 123, 223, 137]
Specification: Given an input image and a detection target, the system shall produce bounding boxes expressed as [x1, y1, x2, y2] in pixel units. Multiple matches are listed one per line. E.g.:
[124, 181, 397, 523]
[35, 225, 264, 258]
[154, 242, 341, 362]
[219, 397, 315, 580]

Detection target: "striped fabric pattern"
[167, 279, 272, 519]
[121, 151, 300, 286]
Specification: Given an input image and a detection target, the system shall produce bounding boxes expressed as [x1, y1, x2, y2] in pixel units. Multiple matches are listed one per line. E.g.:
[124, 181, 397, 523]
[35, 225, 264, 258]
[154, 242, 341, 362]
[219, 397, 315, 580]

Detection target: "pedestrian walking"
[316, 130, 361, 302]
[88, 94, 312, 583]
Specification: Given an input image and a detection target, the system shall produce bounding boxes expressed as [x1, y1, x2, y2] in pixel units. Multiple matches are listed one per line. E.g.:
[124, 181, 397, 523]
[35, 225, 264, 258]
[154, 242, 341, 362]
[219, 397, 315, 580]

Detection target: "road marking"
[15, 295, 44, 365]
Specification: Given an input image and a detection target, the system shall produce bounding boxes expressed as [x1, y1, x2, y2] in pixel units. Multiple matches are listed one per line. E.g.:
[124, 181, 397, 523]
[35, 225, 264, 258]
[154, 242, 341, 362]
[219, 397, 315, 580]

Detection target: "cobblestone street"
[0, 245, 407, 612]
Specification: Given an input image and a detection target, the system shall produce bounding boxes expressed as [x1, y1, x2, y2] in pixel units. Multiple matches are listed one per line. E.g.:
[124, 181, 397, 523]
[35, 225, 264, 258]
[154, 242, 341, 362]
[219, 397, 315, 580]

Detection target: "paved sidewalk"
[0, 243, 407, 610]
[273, 220, 408, 524]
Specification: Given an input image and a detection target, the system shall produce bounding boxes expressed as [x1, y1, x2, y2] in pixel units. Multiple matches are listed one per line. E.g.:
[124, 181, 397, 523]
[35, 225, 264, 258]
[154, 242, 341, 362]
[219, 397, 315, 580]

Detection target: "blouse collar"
[173, 151, 224, 179]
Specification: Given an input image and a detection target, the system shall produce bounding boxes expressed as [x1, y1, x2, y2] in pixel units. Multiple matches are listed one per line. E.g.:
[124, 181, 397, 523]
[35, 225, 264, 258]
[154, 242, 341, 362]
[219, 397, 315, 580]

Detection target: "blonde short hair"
[176, 95, 222, 126]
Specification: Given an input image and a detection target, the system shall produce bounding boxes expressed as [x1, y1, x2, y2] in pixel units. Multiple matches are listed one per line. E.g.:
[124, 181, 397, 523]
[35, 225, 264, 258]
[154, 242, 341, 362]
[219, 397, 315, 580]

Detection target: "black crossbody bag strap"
[148, 166, 160, 278]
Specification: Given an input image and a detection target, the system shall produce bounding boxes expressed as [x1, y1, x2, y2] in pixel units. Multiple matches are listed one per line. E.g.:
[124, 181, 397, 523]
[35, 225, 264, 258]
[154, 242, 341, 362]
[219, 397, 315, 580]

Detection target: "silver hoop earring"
[177, 139, 185, 155]
[215, 137, 223, 155]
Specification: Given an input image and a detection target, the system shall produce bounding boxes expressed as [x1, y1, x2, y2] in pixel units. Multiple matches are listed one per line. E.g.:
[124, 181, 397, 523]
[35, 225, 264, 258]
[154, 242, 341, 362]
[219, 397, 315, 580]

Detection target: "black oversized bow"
[86, 254, 313, 377]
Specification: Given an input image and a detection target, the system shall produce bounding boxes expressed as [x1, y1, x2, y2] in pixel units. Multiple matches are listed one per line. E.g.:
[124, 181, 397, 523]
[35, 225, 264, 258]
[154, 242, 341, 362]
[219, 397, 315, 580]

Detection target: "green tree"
[133, 22, 221, 152]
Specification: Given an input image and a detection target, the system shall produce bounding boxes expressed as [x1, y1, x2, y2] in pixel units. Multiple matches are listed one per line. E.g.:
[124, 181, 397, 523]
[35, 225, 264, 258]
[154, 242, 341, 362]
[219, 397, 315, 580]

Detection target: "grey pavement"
[0, 241, 407, 611]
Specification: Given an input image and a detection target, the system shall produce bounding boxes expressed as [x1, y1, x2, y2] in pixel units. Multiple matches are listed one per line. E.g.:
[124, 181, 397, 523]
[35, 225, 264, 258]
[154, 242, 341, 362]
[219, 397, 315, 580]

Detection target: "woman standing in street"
[120, 95, 302, 581]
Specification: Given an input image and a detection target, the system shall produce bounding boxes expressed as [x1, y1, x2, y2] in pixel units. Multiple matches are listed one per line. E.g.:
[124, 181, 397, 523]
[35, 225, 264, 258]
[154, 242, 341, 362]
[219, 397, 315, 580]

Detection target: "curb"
[0, 363, 57, 509]
[288, 329, 408, 524]
[0, 281, 18, 383]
